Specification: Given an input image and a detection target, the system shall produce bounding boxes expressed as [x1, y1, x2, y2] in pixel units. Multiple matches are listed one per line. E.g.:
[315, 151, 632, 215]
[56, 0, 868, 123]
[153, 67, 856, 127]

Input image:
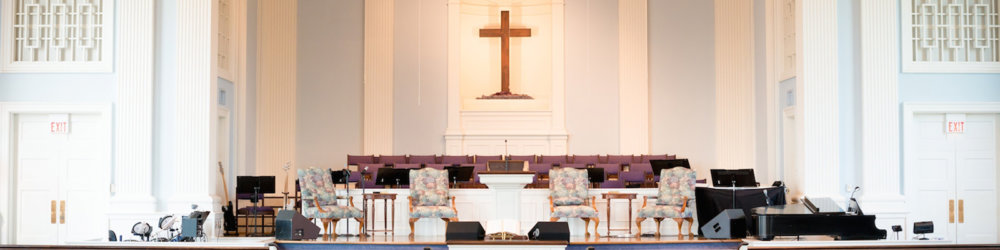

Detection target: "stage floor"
[276, 235, 744, 250]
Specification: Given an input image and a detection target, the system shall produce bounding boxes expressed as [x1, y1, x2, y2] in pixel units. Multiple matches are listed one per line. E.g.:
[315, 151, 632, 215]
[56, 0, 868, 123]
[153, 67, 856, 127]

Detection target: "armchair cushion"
[656, 167, 696, 206]
[303, 205, 363, 218]
[637, 205, 693, 218]
[409, 168, 450, 206]
[410, 206, 458, 218]
[549, 168, 589, 206]
[551, 205, 598, 218]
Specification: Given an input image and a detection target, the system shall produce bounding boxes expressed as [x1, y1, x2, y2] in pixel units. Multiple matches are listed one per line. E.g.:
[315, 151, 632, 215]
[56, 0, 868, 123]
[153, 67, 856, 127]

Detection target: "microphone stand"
[504, 139, 510, 172]
[731, 180, 737, 210]
[360, 166, 368, 236]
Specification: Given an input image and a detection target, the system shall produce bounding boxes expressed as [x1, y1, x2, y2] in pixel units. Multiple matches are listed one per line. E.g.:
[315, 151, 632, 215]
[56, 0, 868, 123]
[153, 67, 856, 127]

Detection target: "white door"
[14, 113, 109, 244]
[955, 114, 997, 243]
[911, 113, 997, 244]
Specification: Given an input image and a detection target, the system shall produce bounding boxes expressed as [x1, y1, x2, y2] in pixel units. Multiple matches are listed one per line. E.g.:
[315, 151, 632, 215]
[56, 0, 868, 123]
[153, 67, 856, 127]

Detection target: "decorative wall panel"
[779, 0, 796, 80]
[364, 0, 393, 155]
[798, 0, 840, 198]
[217, 0, 236, 81]
[1, 0, 113, 72]
[715, 0, 756, 169]
[256, 0, 297, 191]
[618, 0, 650, 155]
[903, 0, 1000, 72]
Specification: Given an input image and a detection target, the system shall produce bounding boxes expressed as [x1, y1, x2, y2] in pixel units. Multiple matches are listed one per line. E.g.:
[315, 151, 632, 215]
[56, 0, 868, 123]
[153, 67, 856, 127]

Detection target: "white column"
[256, 0, 298, 190]
[112, 0, 156, 211]
[714, 0, 756, 169]
[618, 0, 649, 155]
[859, 0, 904, 209]
[444, 0, 462, 155]
[796, 0, 840, 198]
[170, 0, 219, 211]
[364, 0, 394, 155]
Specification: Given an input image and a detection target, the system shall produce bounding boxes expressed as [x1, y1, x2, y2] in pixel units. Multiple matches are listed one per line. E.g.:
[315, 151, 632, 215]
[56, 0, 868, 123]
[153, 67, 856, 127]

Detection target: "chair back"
[657, 167, 696, 206]
[549, 168, 590, 206]
[409, 168, 450, 206]
[297, 167, 338, 207]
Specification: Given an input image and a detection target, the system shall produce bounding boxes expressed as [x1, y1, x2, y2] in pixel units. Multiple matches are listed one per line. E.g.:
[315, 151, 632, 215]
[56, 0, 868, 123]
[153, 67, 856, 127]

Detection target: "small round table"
[602, 192, 637, 235]
[363, 192, 397, 236]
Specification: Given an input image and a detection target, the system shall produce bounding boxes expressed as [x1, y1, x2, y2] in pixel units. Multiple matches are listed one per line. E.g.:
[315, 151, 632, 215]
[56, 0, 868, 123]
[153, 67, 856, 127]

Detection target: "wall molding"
[714, 0, 756, 169]
[111, 0, 156, 212]
[170, 0, 219, 212]
[256, 0, 298, 190]
[859, 0, 903, 210]
[797, 0, 840, 198]
[365, 0, 394, 155]
[901, 0, 1000, 73]
[217, 0, 238, 81]
[0, 0, 114, 72]
[618, 0, 650, 155]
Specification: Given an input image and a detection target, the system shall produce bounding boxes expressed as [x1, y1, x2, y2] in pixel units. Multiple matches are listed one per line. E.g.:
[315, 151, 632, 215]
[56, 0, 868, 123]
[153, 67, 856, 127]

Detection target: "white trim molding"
[0, 0, 114, 72]
[111, 0, 156, 212]
[0, 102, 113, 244]
[797, 0, 841, 198]
[618, 0, 649, 155]
[217, 0, 238, 81]
[901, 0, 1000, 73]
[714, 0, 756, 170]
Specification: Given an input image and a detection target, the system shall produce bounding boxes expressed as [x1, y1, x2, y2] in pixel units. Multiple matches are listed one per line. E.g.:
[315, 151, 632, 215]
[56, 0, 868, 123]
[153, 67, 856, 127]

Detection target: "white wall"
[392, 0, 448, 155]
[565, 0, 620, 154]
[649, 0, 716, 179]
[296, 0, 364, 168]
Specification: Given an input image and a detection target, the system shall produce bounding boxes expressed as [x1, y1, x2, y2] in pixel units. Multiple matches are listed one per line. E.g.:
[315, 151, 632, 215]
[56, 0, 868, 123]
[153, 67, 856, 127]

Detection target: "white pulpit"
[477, 172, 535, 221]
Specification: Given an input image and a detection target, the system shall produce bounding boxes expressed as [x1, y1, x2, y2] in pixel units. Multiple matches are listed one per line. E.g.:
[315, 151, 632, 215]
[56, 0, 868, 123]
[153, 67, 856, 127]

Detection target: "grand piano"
[751, 197, 887, 241]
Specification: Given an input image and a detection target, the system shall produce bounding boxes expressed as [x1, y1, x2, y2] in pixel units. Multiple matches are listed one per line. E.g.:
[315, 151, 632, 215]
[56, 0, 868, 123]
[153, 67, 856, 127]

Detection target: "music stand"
[650, 159, 690, 176]
[236, 176, 275, 236]
[487, 160, 526, 172]
[578, 168, 605, 188]
[710, 169, 757, 187]
[375, 168, 411, 188]
[444, 166, 474, 188]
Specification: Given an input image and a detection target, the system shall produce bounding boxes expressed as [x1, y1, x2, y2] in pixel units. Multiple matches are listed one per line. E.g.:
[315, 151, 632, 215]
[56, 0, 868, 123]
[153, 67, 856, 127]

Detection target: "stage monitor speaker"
[446, 221, 485, 241]
[528, 222, 569, 241]
[275, 210, 321, 240]
[700, 209, 747, 239]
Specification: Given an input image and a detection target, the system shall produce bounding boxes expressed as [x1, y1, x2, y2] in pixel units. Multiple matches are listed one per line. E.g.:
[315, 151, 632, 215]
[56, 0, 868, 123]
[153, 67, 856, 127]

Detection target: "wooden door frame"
[903, 102, 1000, 242]
[0, 102, 112, 244]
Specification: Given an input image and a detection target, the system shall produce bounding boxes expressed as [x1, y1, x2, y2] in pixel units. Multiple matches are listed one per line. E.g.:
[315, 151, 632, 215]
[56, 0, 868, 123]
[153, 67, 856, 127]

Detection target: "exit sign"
[946, 113, 965, 134]
[49, 114, 69, 134]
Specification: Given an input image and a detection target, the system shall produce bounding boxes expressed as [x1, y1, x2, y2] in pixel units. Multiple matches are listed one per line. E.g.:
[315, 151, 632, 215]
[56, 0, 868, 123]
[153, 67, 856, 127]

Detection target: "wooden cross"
[479, 10, 531, 95]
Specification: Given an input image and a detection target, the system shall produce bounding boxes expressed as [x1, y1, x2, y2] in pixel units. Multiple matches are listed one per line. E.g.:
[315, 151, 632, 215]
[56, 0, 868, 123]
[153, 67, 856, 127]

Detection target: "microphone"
[763, 189, 770, 206]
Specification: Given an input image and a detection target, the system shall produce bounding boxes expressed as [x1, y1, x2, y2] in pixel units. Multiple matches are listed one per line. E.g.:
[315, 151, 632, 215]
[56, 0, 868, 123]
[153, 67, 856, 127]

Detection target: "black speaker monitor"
[700, 209, 747, 239]
[275, 210, 321, 240]
[528, 222, 570, 242]
[446, 221, 485, 241]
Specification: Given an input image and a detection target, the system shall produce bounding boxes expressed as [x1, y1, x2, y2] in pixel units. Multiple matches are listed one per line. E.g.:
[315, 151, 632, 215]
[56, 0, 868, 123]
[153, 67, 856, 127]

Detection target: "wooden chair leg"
[635, 217, 646, 237]
[409, 218, 419, 237]
[653, 218, 664, 237]
[685, 217, 694, 236]
[673, 218, 683, 238]
[549, 217, 559, 222]
[331, 219, 340, 238]
[581, 218, 591, 236]
[591, 217, 600, 237]
[321, 219, 331, 240]
[354, 217, 365, 238]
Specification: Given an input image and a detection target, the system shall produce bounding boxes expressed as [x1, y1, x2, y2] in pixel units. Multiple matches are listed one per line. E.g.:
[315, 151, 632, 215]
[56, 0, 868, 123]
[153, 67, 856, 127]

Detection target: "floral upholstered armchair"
[636, 167, 696, 236]
[297, 167, 364, 238]
[548, 167, 600, 236]
[408, 168, 458, 237]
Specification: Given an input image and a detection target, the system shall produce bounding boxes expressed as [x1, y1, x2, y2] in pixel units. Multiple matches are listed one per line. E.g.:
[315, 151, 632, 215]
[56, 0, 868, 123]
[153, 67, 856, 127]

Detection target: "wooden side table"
[602, 192, 637, 235]
[363, 192, 397, 236]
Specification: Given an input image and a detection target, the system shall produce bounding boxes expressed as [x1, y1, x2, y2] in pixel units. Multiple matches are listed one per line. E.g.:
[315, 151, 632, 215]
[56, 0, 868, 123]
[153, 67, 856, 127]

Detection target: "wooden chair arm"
[590, 196, 597, 211]
[548, 196, 554, 213]
[641, 196, 649, 209]
[408, 196, 414, 213]
[348, 196, 355, 207]
[451, 196, 458, 215]
[679, 196, 689, 212]
[314, 199, 328, 213]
